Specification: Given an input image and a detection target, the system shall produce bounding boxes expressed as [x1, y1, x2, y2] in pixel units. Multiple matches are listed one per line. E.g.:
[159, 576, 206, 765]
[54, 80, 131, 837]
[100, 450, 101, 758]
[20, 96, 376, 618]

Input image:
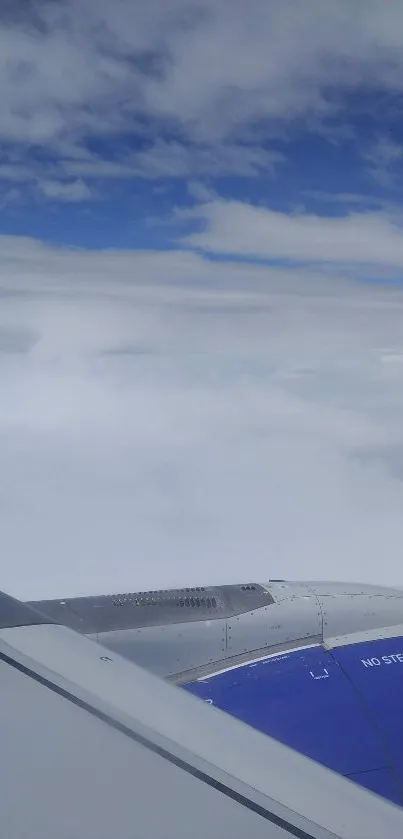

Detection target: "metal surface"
[21, 579, 403, 809]
[1, 620, 403, 838]
[325, 623, 403, 649]
[93, 619, 228, 677]
[226, 592, 322, 658]
[0, 590, 54, 629]
[184, 628, 403, 806]
[186, 643, 401, 798]
[30, 580, 403, 681]
[332, 636, 403, 794]
[0, 655, 286, 839]
[309, 587, 403, 639]
[28, 583, 274, 633]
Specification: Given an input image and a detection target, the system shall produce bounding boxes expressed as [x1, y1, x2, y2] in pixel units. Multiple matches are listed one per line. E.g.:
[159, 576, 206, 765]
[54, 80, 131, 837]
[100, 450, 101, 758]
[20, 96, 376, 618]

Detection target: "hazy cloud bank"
[1, 237, 403, 598]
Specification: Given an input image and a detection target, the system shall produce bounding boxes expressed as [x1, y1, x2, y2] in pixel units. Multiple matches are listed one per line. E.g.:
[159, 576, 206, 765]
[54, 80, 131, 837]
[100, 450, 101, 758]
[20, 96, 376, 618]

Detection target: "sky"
[3, 1, 403, 598]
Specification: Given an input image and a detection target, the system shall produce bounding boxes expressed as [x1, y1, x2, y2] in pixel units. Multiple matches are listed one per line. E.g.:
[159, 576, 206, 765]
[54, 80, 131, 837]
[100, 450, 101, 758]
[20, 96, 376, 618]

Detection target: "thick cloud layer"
[2, 237, 403, 599]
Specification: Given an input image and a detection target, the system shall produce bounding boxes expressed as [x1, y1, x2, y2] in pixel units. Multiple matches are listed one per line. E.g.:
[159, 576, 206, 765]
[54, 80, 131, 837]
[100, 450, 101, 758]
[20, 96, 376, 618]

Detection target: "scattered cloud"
[59, 141, 282, 180]
[0, 187, 22, 209]
[181, 198, 403, 272]
[60, 158, 138, 180]
[303, 191, 384, 208]
[0, 164, 33, 181]
[364, 136, 403, 187]
[3, 2, 403, 176]
[130, 141, 283, 178]
[37, 178, 93, 202]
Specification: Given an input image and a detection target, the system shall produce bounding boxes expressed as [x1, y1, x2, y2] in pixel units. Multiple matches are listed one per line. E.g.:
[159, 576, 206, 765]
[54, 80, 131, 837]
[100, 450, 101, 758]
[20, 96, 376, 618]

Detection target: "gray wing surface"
[1, 592, 403, 839]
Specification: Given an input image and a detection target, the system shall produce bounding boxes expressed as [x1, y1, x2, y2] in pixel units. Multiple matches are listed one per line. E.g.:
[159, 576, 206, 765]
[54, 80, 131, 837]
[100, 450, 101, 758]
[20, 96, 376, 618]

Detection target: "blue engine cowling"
[184, 635, 403, 806]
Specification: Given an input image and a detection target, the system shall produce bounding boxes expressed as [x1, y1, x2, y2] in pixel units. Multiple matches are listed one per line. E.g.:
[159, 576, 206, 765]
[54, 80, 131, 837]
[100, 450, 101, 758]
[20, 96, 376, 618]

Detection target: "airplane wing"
[2, 588, 403, 839]
[29, 579, 403, 807]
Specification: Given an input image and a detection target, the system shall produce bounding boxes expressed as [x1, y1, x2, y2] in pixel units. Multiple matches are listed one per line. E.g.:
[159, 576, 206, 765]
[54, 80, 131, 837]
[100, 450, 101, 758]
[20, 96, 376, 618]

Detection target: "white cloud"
[182, 198, 403, 271]
[0, 187, 22, 208]
[0, 164, 33, 181]
[59, 141, 282, 180]
[60, 158, 137, 179]
[1, 235, 403, 599]
[37, 179, 93, 201]
[364, 136, 403, 187]
[129, 141, 282, 178]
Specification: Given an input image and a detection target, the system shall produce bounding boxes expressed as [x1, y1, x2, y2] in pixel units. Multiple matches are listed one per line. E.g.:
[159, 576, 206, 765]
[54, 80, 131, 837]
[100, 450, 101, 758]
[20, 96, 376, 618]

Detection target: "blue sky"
[3, 111, 403, 252]
[3, 0, 403, 262]
[4, 1, 403, 598]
